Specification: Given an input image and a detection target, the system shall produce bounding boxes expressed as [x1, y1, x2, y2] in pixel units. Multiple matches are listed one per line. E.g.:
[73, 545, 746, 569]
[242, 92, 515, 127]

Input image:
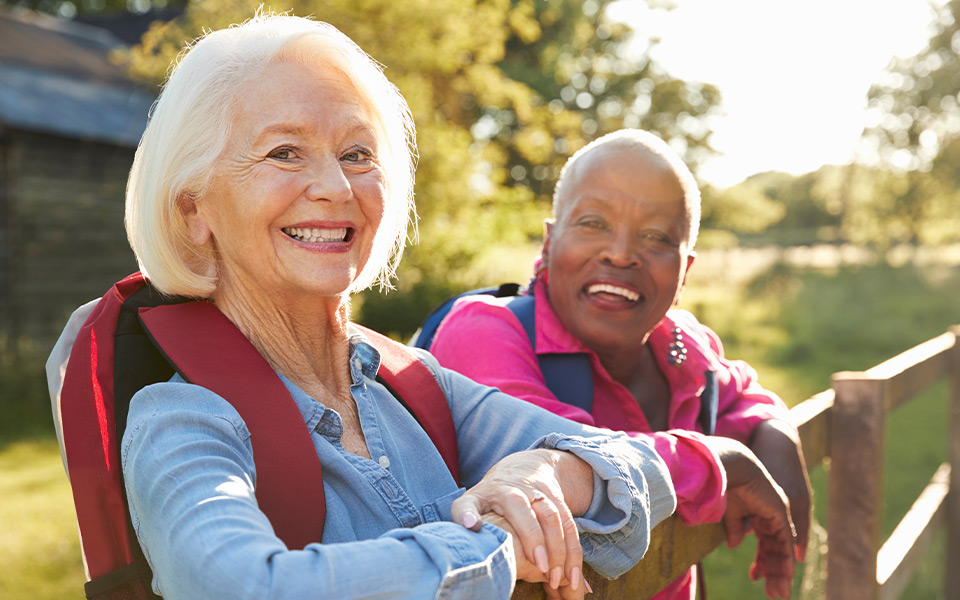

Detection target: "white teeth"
[587, 283, 640, 301]
[283, 227, 348, 243]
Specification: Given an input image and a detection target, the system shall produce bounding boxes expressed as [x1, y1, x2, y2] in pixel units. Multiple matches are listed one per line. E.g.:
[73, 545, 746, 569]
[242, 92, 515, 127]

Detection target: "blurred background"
[0, 0, 957, 598]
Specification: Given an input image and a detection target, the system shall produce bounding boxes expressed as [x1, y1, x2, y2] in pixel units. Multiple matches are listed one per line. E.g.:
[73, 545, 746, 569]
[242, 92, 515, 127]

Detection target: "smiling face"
[543, 141, 696, 359]
[183, 60, 386, 304]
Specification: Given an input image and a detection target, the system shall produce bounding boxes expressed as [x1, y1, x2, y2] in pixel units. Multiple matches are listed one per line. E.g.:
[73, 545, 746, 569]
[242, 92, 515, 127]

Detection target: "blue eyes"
[341, 149, 372, 162]
[266, 147, 374, 164]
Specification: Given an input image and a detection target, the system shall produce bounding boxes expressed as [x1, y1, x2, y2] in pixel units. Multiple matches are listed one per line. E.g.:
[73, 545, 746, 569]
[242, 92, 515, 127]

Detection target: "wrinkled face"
[543, 143, 695, 356]
[184, 61, 386, 301]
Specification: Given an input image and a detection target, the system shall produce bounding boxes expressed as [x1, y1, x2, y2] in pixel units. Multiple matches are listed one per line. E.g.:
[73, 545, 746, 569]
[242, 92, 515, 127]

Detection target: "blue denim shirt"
[121, 328, 676, 600]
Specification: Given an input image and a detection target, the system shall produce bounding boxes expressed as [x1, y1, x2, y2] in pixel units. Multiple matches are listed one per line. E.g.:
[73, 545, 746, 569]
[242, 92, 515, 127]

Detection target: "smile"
[282, 226, 351, 243]
[586, 283, 640, 302]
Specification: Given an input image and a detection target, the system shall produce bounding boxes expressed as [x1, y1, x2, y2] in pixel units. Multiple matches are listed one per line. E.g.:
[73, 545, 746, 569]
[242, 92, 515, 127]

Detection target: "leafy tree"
[861, 0, 960, 245]
[701, 179, 785, 236]
[117, 0, 722, 336]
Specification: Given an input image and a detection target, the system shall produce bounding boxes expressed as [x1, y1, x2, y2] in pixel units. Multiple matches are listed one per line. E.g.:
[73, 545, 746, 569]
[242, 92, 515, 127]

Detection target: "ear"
[673, 251, 696, 306]
[541, 219, 555, 265]
[178, 193, 212, 246]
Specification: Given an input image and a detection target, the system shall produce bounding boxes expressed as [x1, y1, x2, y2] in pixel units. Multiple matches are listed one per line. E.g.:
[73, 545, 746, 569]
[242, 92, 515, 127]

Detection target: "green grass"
[2, 250, 956, 599]
[687, 258, 957, 599]
[0, 436, 85, 599]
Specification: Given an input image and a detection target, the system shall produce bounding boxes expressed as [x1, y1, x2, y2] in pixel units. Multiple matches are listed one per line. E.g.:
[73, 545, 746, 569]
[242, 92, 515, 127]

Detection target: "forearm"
[536, 432, 676, 578]
[537, 448, 593, 516]
[124, 386, 517, 600]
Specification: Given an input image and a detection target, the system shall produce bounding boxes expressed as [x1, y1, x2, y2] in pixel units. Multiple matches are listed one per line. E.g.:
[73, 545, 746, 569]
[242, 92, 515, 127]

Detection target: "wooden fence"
[514, 325, 960, 600]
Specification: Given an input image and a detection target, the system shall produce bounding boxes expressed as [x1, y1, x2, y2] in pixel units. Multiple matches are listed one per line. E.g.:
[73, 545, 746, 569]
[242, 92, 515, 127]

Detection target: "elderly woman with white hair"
[48, 14, 679, 600]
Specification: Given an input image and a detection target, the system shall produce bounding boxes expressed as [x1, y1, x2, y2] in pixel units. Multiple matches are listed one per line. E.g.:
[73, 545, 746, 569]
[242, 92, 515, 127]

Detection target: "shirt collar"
[346, 325, 383, 383]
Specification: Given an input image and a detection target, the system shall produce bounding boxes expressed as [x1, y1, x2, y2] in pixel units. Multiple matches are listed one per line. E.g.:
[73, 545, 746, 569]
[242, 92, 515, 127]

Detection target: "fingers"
[450, 492, 485, 531]
[524, 489, 580, 591]
[751, 514, 797, 599]
[722, 508, 749, 549]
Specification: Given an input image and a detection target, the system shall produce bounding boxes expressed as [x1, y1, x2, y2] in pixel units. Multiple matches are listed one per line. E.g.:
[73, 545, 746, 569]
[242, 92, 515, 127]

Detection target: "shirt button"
[378, 455, 390, 469]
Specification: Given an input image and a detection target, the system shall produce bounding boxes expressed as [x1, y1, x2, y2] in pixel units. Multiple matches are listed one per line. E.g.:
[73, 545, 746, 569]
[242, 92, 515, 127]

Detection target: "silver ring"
[530, 491, 546, 504]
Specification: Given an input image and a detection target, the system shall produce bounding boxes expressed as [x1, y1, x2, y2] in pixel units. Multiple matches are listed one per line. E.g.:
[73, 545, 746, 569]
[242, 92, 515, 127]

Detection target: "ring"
[530, 491, 546, 504]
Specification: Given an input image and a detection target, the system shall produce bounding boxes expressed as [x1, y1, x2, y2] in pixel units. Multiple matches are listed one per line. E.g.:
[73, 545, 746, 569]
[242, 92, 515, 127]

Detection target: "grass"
[1, 248, 957, 599]
[686, 257, 957, 600]
[0, 435, 85, 599]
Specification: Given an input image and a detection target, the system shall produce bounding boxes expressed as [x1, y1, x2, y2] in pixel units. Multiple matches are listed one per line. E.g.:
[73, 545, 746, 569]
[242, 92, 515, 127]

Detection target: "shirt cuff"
[531, 432, 676, 579]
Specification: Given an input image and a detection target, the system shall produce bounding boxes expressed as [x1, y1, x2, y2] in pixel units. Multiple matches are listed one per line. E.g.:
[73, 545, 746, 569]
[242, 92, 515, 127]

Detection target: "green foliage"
[709, 162, 960, 249]
[115, 0, 722, 337]
[701, 179, 786, 234]
[859, 0, 960, 245]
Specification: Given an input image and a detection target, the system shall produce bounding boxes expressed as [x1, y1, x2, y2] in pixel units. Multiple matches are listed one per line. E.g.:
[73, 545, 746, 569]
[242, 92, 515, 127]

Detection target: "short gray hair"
[552, 129, 701, 249]
[126, 13, 417, 297]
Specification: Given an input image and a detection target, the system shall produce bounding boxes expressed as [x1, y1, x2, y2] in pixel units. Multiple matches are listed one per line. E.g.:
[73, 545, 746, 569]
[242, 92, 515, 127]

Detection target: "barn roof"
[0, 7, 156, 147]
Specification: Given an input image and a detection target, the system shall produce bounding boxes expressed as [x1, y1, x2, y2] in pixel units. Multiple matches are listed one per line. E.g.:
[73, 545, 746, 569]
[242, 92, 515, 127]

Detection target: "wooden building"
[0, 7, 155, 347]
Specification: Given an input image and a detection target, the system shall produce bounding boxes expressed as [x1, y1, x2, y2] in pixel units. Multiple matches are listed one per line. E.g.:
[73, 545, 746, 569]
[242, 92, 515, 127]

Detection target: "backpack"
[410, 283, 719, 434]
[57, 272, 458, 600]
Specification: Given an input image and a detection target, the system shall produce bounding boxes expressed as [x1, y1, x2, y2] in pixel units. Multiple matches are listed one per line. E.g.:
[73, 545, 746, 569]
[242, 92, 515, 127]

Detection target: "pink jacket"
[430, 285, 791, 599]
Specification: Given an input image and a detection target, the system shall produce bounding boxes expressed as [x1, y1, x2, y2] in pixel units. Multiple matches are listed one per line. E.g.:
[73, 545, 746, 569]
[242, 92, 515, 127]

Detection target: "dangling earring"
[667, 326, 687, 367]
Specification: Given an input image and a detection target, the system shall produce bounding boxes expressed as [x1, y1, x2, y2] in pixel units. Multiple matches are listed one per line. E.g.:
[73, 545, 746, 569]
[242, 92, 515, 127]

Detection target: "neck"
[213, 276, 353, 398]
[595, 337, 655, 387]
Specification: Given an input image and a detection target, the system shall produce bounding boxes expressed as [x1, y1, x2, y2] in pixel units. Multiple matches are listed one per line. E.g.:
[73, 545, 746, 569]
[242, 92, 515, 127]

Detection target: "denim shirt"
[120, 327, 676, 600]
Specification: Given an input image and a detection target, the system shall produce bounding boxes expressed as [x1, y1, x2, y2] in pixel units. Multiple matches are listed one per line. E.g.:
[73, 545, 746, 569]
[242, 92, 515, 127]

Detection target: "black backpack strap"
[504, 295, 594, 414]
[698, 370, 719, 436]
[84, 556, 158, 600]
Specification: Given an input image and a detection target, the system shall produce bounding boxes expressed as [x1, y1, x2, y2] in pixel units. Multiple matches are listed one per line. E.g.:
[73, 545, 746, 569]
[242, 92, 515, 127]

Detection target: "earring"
[667, 326, 687, 367]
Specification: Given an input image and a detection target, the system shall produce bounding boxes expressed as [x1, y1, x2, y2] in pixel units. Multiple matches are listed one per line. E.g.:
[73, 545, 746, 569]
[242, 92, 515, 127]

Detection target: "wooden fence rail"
[514, 325, 959, 600]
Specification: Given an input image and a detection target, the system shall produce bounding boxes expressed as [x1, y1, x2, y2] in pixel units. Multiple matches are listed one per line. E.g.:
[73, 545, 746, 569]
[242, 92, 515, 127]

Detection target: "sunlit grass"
[687, 258, 957, 599]
[0, 436, 85, 600]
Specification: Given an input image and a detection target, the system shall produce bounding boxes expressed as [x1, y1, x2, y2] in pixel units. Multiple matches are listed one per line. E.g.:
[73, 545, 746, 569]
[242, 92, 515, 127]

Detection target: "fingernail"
[570, 566, 581, 591]
[550, 566, 562, 590]
[461, 511, 478, 529]
[585, 578, 594, 594]
[534, 545, 549, 573]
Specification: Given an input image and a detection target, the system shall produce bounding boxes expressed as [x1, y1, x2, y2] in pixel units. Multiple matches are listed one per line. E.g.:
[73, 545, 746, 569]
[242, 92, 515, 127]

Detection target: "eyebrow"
[254, 117, 378, 144]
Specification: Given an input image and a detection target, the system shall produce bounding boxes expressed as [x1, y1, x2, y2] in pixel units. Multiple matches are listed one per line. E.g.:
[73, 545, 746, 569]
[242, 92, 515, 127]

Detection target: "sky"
[612, 0, 947, 187]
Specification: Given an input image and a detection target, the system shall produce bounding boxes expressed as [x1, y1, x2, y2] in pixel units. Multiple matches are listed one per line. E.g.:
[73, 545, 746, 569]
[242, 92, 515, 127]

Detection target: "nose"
[598, 230, 642, 268]
[305, 155, 352, 203]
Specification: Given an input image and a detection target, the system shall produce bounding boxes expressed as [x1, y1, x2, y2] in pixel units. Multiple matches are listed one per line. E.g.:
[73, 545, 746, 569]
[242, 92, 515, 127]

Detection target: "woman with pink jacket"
[430, 129, 811, 600]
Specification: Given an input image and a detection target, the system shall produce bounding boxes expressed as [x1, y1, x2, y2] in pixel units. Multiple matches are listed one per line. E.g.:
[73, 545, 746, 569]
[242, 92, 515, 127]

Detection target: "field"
[1, 245, 957, 599]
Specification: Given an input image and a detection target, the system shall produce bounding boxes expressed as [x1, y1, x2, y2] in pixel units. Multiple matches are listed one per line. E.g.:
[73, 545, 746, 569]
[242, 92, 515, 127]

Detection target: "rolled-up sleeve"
[416, 350, 677, 579]
[533, 432, 675, 578]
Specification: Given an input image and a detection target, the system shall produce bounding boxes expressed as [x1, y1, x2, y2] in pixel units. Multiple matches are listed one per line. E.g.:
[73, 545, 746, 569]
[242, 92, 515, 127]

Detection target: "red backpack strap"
[138, 301, 325, 548]
[355, 325, 460, 483]
[61, 272, 151, 581]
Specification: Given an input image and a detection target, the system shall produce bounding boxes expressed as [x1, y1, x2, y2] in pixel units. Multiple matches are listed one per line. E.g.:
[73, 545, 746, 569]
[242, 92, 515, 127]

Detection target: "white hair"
[552, 129, 701, 249]
[126, 12, 417, 297]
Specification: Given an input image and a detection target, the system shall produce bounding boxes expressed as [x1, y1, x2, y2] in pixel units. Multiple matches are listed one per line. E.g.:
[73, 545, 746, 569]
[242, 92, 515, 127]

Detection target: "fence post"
[947, 326, 960, 600]
[826, 374, 886, 600]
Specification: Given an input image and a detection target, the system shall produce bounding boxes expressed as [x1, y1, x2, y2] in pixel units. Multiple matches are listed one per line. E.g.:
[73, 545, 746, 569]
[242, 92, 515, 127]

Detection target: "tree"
[118, 0, 722, 336]
[860, 0, 960, 245]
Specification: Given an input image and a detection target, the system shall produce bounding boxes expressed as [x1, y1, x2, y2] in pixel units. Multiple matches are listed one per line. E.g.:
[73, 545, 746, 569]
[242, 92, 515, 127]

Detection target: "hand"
[708, 437, 797, 599]
[482, 512, 592, 599]
[750, 419, 813, 561]
[450, 449, 592, 595]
